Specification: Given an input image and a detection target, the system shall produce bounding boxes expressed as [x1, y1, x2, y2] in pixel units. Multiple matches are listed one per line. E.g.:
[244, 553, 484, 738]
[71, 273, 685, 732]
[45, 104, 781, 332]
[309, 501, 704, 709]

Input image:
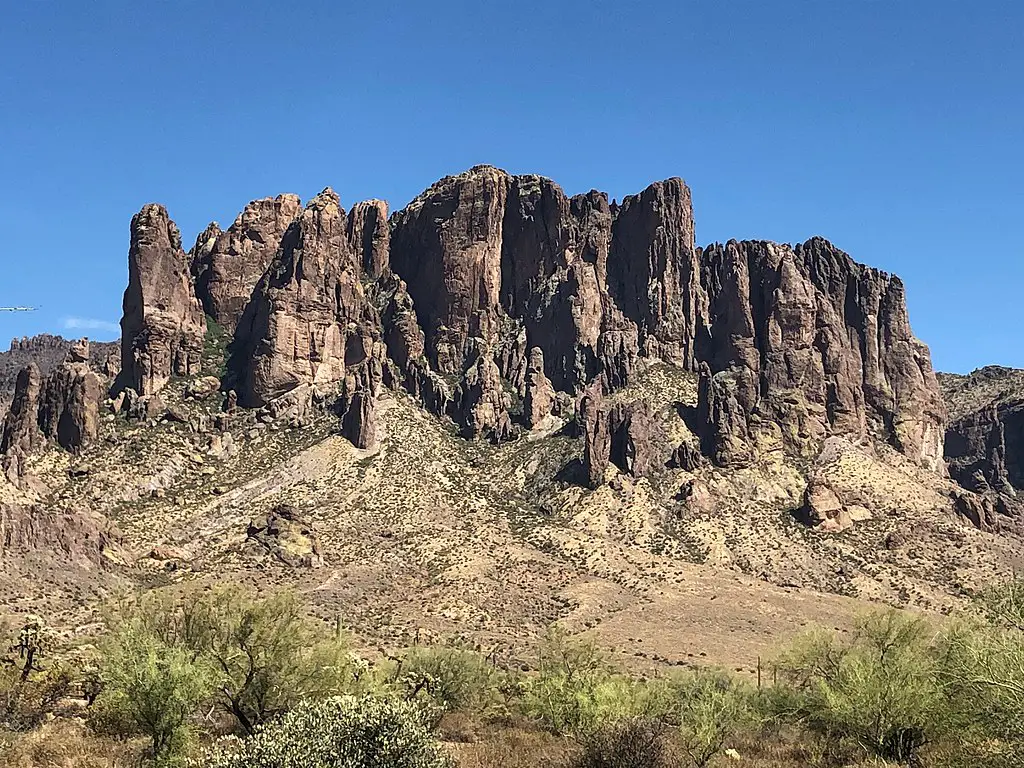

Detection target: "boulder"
[246, 504, 322, 567]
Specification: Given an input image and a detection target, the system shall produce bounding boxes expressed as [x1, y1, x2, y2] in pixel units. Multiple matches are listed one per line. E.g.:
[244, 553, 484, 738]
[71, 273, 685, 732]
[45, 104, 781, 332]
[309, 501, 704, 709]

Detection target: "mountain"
[0, 165, 1020, 671]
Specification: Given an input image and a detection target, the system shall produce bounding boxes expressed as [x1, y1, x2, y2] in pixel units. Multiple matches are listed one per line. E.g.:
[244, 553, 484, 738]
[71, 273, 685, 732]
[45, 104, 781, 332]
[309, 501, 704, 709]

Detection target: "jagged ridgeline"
[3, 164, 946, 487]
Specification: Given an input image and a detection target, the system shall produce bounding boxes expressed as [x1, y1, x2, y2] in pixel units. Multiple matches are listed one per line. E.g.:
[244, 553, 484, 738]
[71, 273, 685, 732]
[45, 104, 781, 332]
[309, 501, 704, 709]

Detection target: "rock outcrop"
[581, 390, 664, 485]
[0, 502, 122, 565]
[0, 365, 43, 482]
[246, 504, 322, 567]
[191, 194, 302, 333]
[940, 367, 1024, 496]
[346, 199, 391, 279]
[693, 238, 945, 470]
[523, 347, 555, 428]
[1, 335, 117, 418]
[232, 189, 375, 408]
[37, 352, 101, 452]
[1, 342, 103, 482]
[102, 165, 947, 471]
[119, 204, 207, 396]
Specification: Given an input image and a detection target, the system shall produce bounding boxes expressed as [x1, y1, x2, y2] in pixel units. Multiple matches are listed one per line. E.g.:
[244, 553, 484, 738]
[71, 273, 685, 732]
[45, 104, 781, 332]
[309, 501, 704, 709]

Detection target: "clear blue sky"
[1, 1, 1021, 373]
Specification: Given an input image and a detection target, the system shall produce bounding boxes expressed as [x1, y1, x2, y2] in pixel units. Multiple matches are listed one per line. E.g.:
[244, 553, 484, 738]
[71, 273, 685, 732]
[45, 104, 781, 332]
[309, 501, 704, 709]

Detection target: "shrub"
[399, 646, 501, 717]
[0, 617, 76, 730]
[672, 670, 754, 768]
[93, 622, 213, 765]
[120, 586, 355, 734]
[199, 695, 453, 768]
[939, 579, 1024, 766]
[769, 610, 953, 764]
[520, 628, 613, 736]
[573, 718, 669, 768]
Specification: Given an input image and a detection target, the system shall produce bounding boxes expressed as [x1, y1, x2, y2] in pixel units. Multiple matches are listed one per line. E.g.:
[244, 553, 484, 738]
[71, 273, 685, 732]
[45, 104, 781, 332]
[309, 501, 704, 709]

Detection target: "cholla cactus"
[199, 694, 453, 768]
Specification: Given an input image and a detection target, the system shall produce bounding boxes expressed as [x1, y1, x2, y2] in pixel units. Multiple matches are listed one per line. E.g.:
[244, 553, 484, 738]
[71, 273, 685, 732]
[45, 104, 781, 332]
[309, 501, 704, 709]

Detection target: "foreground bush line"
[0, 580, 1021, 767]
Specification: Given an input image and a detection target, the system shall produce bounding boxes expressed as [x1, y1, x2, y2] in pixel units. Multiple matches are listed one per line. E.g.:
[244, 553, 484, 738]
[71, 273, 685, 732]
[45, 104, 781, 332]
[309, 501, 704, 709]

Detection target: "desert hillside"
[1, 166, 1021, 678]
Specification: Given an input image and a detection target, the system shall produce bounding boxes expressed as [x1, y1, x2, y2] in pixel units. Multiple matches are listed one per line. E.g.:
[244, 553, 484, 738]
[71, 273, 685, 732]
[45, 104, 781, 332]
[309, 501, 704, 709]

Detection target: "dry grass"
[0, 720, 140, 768]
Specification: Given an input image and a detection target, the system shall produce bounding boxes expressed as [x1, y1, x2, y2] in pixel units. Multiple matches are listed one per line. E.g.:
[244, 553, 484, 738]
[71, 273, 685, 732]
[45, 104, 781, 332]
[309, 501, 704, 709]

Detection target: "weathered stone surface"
[191, 194, 302, 334]
[668, 440, 703, 472]
[796, 479, 853, 532]
[608, 400, 662, 478]
[581, 389, 610, 488]
[38, 357, 101, 452]
[1, 335, 118, 420]
[106, 166, 947, 485]
[696, 363, 754, 468]
[336, 356, 383, 449]
[694, 238, 945, 470]
[233, 189, 374, 407]
[608, 178, 702, 366]
[0, 365, 43, 482]
[941, 367, 1024, 503]
[453, 352, 513, 441]
[346, 199, 390, 278]
[119, 204, 207, 395]
[245, 504, 322, 567]
[0, 346, 103, 481]
[0, 502, 122, 565]
[523, 347, 555, 428]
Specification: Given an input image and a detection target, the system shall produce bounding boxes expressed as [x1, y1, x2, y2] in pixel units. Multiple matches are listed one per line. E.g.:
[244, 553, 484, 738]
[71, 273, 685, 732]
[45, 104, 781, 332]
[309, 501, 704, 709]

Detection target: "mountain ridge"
[0, 165, 1021, 670]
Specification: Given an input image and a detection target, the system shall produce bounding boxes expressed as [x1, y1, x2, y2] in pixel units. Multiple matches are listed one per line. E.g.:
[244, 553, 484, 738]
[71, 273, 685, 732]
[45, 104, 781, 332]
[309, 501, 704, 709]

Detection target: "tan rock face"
[119, 204, 207, 396]
[523, 347, 555, 428]
[108, 165, 947, 466]
[797, 480, 853, 532]
[38, 359, 101, 452]
[0, 364, 43, 482]
[608, 178, 702, 367]
[346, 199, 390, 279]
[234, 189, 373, 408]
[0, 503, 122, 565]
[0, 349, 102, 481]
[191, 194, 302, 333]
[695, 238, 945, 471]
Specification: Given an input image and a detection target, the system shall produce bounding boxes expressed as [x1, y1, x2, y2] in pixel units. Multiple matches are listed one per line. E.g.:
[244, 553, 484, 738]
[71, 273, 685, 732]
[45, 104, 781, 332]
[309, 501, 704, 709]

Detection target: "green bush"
[672, 670, 754, 768]
[92, 621, 213, 765]
[120, 587, 356, 734]
[520, 628, 613, 736]
[573, 717, 669, 768]
[199, 695, 453, 768]
[398, 645, 500, 717]
[0, 617, 76, 731]
[939, 579, 1024, 766]
[520, 629, 682, 738]
[769, 610, 954, 764]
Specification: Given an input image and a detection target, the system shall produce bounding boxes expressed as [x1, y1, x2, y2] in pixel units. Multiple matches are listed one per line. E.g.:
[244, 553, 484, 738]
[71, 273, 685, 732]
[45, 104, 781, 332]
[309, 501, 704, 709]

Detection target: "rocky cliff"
[2, 164, 1021, 655]
[0, 335, 117, 418]
[118, 204, 206, 396]
[940, 367, 1024, 526]
[1, 166, 950, 503]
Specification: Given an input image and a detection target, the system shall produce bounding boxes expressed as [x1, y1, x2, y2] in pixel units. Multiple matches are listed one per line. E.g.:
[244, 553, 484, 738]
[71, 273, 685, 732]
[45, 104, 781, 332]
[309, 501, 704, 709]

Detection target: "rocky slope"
[0, 165, 1020, 668]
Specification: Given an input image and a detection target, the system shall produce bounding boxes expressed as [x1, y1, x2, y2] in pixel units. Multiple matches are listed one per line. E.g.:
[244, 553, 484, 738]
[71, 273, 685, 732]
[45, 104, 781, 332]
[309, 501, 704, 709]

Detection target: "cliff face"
[191, 194, 303, 334]
[940, 367, 1024, 521]
[118, 204, 207, 396]
[4, 165, 946, 480]
[695, 238, 945, 471]
[1, 341, 104, 483]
